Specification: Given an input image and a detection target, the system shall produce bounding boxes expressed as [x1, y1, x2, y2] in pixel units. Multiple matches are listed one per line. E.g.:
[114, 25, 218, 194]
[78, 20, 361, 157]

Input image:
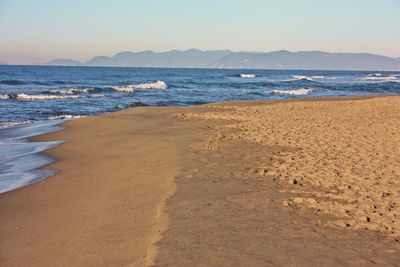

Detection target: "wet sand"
[0, 107, 199, 266]
[1, 96, 400, 266]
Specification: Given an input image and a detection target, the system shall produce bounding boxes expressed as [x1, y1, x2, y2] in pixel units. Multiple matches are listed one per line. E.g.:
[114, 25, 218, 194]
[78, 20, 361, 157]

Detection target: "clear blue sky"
[1, 0, 399, 64]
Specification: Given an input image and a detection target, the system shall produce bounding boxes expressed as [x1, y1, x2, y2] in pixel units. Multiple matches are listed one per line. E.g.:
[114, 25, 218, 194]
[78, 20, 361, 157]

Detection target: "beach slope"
[1, 96, 400, 266]
[0, 106, 198, 266]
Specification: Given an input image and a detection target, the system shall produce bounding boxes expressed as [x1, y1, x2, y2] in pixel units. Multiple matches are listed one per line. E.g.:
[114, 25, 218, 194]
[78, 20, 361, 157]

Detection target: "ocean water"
[1, 65, 400, 193]
[0, 121, 62, 193]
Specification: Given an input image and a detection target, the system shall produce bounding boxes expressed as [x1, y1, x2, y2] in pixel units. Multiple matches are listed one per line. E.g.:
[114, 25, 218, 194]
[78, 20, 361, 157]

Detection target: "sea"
[1, 65, 400, 193]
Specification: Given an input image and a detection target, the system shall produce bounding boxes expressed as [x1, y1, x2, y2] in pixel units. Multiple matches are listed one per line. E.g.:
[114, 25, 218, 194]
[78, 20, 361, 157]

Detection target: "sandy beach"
[1, 96, 400, 266]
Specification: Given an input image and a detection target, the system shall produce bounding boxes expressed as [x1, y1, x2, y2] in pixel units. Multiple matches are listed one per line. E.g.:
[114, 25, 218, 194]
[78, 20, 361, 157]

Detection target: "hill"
[46, 59, 82, 66]
[44, 50, 400, 70]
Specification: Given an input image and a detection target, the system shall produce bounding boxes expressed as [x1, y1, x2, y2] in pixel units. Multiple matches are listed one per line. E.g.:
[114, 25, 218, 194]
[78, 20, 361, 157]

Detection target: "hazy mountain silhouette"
[45, 49, 400, 70]
[86, 49, 232, 67]
[46, 58, 82, 66]
[214, 50, 400, 70]
[0, 61, 7, 65]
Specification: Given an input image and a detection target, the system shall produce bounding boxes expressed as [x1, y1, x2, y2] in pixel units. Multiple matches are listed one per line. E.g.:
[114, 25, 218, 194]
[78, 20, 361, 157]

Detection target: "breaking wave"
[311, 76, 337, 80]
[361, 73, 398, 82]
[45, 88, 95, 94]
[48, 115, 85, 120]
[239, 74, 256, 78]
[272, 88, 313, 96]
[292, 75, 314, 81]
[0, 120, 33, 129]
[4, 93, 80, 101]
[0, 115, 84, 129]
[110, 80, 168, 92]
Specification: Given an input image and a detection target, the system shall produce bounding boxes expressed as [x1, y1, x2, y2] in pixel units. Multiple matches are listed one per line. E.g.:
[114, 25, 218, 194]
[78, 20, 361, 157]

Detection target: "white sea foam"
[362, 75, 397, 82]
[0, 120, 33, 129]
[48, 88, 92, 94]
[272, 88, 313, 96]
[48, 115, 85, 120]
[240, 74, 256, 78]
[311, 76, 336, 80]
[110, 86, 135, 92]
[0, 94, 10, 100]
[367, 73, 383, 77]
[292, 75, 314, 81]
[311, 76, 338, 80]
[7, 93, 80, 101]
[111, 80, 168, 92]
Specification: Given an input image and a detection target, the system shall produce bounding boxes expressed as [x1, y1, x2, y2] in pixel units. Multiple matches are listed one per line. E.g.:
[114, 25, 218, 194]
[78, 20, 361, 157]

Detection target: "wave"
[5, 93, 80, 101]
[310, 76, 337, 80]
[32, 80, 72, 86]
[31, 81, 53, 86]
[91, 94, 105, 97]
[366, 73, 392, 77]
[110, 80, 168, 92]
[292, 75, 314, 81]
[0, 120, 33, 129]
[239, 74, 256, 78]
[361, 74, 398, 82]
[271, 88, 313, 96]
[0, 79, 26, 85]
[52, 80, 68, 85]
[0, 115, 83, 129]
[48, 115, 85, 120]
[45, 88, 95, 94]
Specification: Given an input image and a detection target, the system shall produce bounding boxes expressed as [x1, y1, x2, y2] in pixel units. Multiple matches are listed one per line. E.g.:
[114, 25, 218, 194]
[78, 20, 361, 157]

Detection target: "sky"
[0, 0, 399, 64]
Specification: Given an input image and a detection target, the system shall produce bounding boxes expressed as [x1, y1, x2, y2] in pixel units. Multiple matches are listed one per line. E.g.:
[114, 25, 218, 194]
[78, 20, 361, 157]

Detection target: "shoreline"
[0, 106, 200, 266]
[1, 95, 400, 266]
[0, 120, 65, 194]
[2, 94, 392, 194]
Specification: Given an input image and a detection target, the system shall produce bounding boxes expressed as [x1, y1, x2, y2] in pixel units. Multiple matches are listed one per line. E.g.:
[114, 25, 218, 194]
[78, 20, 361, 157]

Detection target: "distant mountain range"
[0, 61, 7, 65]
[44, 49, 400, 70]
[47, 49, 231, 68]
[46, 58, 80, 66]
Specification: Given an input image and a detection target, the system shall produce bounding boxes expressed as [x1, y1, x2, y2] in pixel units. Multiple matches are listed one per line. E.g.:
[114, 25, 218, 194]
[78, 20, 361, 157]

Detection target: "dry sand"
[1, 96, 400, 266]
